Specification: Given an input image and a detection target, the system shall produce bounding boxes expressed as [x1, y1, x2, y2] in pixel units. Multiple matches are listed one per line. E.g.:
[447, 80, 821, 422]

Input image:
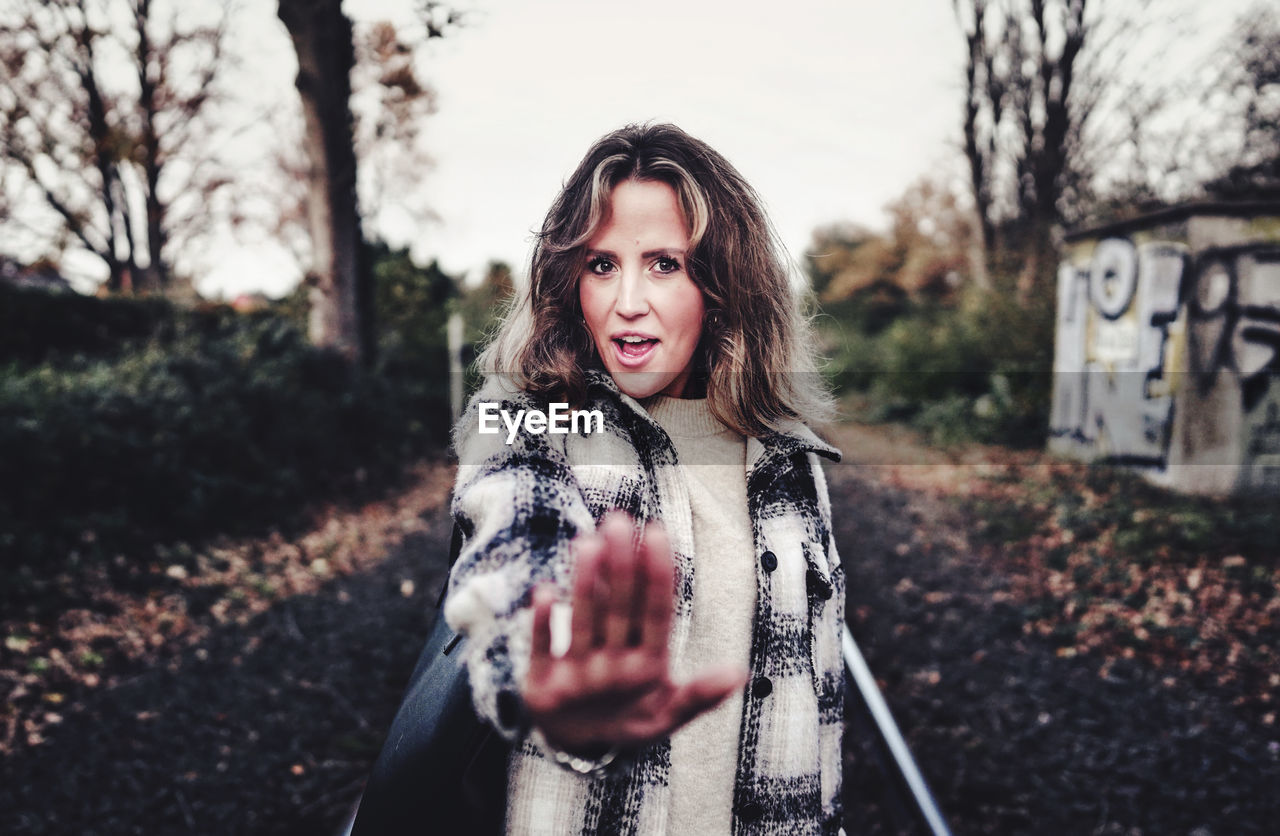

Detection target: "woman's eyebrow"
[584, 247, 687, 259]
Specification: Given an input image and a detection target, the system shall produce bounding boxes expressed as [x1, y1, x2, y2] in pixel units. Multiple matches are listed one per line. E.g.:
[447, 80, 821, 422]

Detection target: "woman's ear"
[703, 308, 725, 335]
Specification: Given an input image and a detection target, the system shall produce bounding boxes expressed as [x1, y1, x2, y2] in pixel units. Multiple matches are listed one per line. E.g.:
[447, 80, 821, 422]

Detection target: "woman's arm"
[445, 382, 743, 760]
[444, 383, 598, 740]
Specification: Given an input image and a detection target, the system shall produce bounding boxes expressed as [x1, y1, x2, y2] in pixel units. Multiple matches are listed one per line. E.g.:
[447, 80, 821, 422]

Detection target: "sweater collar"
[584, 369, 841, 467]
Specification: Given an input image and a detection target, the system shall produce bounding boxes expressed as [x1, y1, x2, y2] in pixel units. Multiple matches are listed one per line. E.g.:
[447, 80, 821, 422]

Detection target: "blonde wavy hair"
[479, 123, 833, 437]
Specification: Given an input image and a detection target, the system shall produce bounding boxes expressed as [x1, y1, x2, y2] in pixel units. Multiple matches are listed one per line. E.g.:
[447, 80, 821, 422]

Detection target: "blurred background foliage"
[811, 0, 1279, 449]
[0, 244, 511, 586]
[808, 172, 1056, 449]
[2, 0, 1278, 575]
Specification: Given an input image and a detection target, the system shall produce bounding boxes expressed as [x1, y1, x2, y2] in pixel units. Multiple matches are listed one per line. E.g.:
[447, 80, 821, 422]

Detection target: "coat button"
[807, 569, 832, 600]
[752, 676, 772, 698]
[739, 801, 763, 822]
[760, 550, 778, 572]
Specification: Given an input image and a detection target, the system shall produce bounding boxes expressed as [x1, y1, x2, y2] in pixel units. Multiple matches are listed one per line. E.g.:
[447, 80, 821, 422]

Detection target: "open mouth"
[612, 335, 658, 364]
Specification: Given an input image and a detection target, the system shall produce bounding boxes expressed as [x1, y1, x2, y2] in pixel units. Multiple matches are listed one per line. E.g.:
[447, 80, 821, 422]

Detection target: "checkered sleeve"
[442, 380, 597, 741]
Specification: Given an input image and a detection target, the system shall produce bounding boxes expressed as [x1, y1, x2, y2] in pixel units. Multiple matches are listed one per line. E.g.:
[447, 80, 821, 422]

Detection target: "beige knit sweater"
[643, 396, 755, 835]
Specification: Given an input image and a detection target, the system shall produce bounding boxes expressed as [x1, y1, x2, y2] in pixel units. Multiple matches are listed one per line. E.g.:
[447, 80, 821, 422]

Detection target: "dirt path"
[1, 463, 460, 835]
[2, 425, 1277, 834]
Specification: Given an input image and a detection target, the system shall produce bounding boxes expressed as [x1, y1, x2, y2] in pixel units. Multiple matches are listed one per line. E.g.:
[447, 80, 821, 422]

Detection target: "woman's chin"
[609, 370, 679, 400]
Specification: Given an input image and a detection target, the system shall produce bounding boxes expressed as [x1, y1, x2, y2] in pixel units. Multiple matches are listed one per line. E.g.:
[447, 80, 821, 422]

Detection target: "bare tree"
[352, 19, 442, 237]
[951, 0, 1254, 296]
[1204, 4, 1280, 198]
[275, 0, 460, 365]
[0, 0, 230, 293]
[953, 0, 1088, 297]
[276, 0, 367, 362]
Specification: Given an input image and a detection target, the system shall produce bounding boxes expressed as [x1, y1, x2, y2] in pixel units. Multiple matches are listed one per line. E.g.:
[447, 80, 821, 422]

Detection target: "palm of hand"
[522, 512, 746, 755]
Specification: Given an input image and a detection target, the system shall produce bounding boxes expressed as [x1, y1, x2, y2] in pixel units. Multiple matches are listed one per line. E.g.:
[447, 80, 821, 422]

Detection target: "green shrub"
[821, 286, 1054, 447]
[816, 324, 882, 394]
[0, 284, 173, 365]
[872, 309, 990, 403]
[0, 314, 420, 566]
[0, 244, 460, 576]
[368, 243, 456, 446]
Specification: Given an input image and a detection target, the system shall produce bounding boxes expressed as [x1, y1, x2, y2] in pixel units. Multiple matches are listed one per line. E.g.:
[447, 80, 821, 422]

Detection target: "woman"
[445, 123, 844, 835]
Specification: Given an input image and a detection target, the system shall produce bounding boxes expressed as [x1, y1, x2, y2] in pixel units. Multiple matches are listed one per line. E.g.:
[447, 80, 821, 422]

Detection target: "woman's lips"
[611, 337, 658, 367]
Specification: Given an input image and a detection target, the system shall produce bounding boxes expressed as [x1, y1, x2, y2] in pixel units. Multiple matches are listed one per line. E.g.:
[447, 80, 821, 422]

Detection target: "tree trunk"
[957, 0, 994, 291]
[136, 0, 168, 292]
[74, 21, 127, 292]
[277, 0, 370, 365]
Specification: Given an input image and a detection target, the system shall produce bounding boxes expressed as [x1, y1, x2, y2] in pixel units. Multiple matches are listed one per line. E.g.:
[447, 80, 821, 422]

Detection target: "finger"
[523, 588, 561, 717]
[665, 664, 748, 731]
[569, 534, 604, 658]
[550, 601, 572, 658]
[637, 524, 676, 654]
[601, 513, 639, 646]
[529, 585, 554, 665]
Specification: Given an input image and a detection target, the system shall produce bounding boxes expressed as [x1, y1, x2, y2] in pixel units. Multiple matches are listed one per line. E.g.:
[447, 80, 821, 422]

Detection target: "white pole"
[842, 625, 952, 836]
[447, 311, 464, 422]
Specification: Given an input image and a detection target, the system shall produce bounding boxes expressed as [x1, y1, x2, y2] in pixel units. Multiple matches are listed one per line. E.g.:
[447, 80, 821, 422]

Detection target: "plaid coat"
[444, 372, 845, 835]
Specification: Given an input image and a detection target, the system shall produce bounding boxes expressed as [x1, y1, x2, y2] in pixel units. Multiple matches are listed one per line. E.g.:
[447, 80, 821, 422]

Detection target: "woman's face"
[579, 179, 706, 399]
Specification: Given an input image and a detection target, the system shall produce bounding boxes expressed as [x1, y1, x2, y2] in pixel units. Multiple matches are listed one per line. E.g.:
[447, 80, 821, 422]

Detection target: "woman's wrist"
[530, 728, 620, 776]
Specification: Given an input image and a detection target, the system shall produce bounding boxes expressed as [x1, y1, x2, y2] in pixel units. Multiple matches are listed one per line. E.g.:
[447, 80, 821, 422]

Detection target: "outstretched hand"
[522, 512, 747, 756]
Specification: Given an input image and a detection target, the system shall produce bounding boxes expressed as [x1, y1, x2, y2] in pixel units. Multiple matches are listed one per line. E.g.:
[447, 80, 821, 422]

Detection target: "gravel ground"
[829, 423, 1280, 835]
[2, 426, 1277, 835]
[834, 461, 1278, 835]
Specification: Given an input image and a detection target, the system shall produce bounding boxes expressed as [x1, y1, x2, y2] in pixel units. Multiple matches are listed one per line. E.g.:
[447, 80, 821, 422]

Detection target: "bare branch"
[0, 0, 233, 293]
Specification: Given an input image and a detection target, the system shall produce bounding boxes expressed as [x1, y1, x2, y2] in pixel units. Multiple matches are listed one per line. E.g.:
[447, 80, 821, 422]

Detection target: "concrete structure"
[1050, 202, 1280, 495]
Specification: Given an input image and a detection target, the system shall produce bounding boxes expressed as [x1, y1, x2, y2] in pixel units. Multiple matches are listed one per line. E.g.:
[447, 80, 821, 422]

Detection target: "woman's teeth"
[615, 337, 656, 357]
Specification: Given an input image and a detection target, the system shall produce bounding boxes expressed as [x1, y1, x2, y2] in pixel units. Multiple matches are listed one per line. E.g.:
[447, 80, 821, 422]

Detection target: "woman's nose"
[614, 269, 650, 317]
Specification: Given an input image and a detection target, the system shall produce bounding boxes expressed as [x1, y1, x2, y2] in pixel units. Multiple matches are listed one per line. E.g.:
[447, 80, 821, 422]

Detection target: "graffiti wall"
[1051, 210, 1280, 495]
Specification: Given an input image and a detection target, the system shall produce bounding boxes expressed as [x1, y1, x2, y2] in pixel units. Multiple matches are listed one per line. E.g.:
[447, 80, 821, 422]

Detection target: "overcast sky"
[196, 0, 1253, 298]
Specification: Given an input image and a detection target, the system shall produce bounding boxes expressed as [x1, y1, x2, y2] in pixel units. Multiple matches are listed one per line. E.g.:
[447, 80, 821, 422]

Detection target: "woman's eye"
[586, 257, 615, 275]
[654, 257, 681, 274]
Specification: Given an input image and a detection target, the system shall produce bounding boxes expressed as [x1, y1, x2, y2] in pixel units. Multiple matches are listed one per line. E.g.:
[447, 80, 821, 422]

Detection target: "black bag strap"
[350, 523, 508, 835]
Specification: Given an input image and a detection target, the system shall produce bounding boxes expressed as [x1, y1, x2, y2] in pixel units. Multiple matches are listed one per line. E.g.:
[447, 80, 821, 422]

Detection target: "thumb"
[667, 664, 749, 729]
